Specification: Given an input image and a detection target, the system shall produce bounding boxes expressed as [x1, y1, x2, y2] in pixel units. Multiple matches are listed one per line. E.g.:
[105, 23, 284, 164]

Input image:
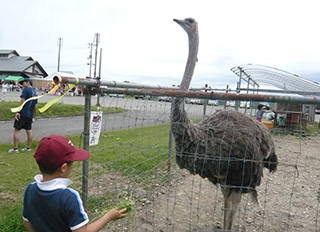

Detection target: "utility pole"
[87, 33, 100, 79]
[98, 48, 102, 78]
[93, 33, 100, 79]
[87, 33, 101, 105]
[87, 43, 93, 78]
[96, 48, 102, 106]
[57, 37, 63, 71]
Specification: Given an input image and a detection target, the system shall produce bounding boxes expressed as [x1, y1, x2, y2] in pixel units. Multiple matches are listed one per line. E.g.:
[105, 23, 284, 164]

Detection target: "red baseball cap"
[33, 134, 90, 170]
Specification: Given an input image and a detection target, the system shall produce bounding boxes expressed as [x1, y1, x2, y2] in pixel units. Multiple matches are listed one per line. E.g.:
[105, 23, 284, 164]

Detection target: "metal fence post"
[167, 99, 174, 173]
[203, 84, 208, 118]
[82, 87, 91, 208]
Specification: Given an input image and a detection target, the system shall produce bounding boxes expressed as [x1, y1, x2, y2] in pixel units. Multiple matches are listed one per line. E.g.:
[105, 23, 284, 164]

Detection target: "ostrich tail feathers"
[263, 151, 278, 173]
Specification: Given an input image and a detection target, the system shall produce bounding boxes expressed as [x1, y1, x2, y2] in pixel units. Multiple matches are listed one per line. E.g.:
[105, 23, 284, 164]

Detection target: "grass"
[2, 100, 319, 231]
[0, 101, 124, 120]
[0, 107, 171, 231]
[0, 101, 128, 231]
[0, 149, 38, 231]
[305, 121, 320, 135]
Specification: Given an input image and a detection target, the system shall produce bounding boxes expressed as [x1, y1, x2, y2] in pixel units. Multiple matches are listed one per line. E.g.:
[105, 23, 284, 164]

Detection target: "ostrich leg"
[221, 188, 242, 230]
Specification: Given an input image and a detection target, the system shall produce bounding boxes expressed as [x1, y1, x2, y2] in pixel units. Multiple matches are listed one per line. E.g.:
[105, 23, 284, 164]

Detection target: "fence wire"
[71, 95, 320, 232]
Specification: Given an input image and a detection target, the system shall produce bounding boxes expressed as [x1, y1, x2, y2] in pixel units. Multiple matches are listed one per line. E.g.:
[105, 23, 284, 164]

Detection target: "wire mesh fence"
[70, 95, 320, 232]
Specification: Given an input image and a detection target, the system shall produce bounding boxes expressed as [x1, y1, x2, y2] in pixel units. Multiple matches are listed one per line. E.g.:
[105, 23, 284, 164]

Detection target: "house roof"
[0, 49, 19, 56]
[0, 49, 48, 77]
[0, 56, 34, 72]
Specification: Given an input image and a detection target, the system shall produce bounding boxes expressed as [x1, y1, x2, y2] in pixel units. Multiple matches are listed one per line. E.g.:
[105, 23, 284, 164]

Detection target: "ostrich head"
[173, 18, 199, 91]
[173, 18, 198, 34]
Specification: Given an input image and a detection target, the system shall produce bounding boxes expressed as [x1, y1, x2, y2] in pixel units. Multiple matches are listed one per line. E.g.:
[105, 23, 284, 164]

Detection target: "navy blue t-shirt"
[20, 87, 37, 119]
[23, 175, 89, 231]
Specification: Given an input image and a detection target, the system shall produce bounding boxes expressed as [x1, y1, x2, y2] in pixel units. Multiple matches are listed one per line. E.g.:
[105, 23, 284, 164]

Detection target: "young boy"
[22, 134, 127, 232]
[9, 78, 37, 153]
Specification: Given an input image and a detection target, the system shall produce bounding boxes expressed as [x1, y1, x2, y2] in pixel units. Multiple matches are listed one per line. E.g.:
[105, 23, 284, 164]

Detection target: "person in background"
[256, 104, 267, 122]
[22, 134, 127, 232]
[8, 78, 37, 153]
[1, 81, 8, 99]
[256, 104, 276, 122]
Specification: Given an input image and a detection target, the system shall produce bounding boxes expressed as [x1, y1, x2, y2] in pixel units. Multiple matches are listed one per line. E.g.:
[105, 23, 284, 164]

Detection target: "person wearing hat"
[22, 134, 127, 232]
[8, 78, 37, 153]
[256, 104, 266, 122]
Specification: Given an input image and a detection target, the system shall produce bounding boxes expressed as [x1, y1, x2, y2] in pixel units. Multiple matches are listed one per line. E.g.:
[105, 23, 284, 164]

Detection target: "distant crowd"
[0, 80, 84, 97]
[1, 80, 22, 92]
[40, 82, 83, 96]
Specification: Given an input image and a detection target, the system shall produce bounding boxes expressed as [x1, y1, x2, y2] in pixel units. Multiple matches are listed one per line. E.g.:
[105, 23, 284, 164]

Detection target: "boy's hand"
[107, 207, 127, 221]
[15, 112, 20, 121]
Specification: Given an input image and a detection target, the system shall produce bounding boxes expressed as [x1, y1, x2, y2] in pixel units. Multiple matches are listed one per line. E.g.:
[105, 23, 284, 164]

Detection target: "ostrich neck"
[179, 32, 199, 91]
[171, 29, 199, 136]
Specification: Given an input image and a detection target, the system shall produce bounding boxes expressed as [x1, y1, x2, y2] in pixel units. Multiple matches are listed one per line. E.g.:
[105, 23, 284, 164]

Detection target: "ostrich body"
[172, 18, 278, 230]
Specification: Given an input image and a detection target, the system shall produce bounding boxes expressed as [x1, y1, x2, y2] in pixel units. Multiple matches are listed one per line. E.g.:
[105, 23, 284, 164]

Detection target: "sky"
[1, 0, 320, 89]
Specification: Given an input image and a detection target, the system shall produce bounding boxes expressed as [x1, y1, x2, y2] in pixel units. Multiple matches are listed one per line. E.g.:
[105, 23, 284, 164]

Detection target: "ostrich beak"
[173, 18, 183, 25]
[173, 18, 187, 31]
[173, 18, 196, 32]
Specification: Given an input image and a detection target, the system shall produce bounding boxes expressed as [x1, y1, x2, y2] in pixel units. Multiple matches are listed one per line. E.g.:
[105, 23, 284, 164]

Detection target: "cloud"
[1, 0, 320, 89]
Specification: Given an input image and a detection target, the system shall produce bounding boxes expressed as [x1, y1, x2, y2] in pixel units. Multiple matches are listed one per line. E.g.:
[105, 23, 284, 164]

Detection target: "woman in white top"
[2, 82, 8, 98]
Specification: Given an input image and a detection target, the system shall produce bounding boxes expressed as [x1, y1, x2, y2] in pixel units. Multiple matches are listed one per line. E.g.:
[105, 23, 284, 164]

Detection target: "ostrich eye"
[186, 18, 194, 24]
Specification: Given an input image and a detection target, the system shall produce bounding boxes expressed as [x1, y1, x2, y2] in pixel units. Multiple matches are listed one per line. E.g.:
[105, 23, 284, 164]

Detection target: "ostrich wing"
[174, 110, 276, 192]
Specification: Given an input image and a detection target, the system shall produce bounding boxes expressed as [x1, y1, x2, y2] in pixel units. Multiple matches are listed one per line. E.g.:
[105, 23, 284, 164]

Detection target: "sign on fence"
[89, 111, 102, 146]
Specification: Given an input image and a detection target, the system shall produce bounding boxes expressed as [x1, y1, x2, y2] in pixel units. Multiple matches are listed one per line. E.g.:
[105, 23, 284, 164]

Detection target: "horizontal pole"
[52, 72, 177, 90]
[119, 89, 320, 105]
[52, 73, 320, 105]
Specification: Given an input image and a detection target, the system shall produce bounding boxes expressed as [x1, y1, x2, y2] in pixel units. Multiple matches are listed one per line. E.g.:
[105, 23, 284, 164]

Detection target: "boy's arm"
[19, 97, 25, 106]
[14, 98, 25, 121]
[33, 103, 37, 119]
[73, 208, 127, 232]
[23, 220, 35, 232]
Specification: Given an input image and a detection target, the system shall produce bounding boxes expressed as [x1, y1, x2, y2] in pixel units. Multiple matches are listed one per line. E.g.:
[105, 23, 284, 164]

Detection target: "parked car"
[315, 105, 320, 114]
[226, 101, 235, 107]
[185, 98, 192, 104]
[109, 94, 124, 98]
[134, 94, 151, 100]
[185, 98, 202, 105]
[158, 96, 172, 102]
[186, 99, 217, 106]
[240, 101, 250, 109]
[207, 99, 218, 106]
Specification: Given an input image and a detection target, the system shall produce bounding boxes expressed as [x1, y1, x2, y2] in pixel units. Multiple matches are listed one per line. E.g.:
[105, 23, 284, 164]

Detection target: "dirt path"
[90, 134, 320, 232]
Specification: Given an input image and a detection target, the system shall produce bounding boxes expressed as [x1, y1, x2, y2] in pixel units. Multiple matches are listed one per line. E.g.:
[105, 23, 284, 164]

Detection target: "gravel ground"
[84, 134, 320, 232]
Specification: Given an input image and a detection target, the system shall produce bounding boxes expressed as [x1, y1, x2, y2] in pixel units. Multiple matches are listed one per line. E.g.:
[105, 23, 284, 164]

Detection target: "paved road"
[3, 91, 315, 145]
[0, 91, 205, 144]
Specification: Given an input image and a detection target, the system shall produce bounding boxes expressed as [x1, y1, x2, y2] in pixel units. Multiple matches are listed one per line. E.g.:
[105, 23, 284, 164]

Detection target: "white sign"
[89, 111, 102, 146]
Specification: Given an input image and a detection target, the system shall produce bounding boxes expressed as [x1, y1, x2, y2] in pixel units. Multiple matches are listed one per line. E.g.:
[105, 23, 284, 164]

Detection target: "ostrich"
[171, 18, 278, 230]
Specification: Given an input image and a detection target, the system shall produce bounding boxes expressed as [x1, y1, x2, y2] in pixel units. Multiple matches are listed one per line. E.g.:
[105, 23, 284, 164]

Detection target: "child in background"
[22, 134, 127, 232]
[256, 104, 266, 122]
[256, 104, 276, 122]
